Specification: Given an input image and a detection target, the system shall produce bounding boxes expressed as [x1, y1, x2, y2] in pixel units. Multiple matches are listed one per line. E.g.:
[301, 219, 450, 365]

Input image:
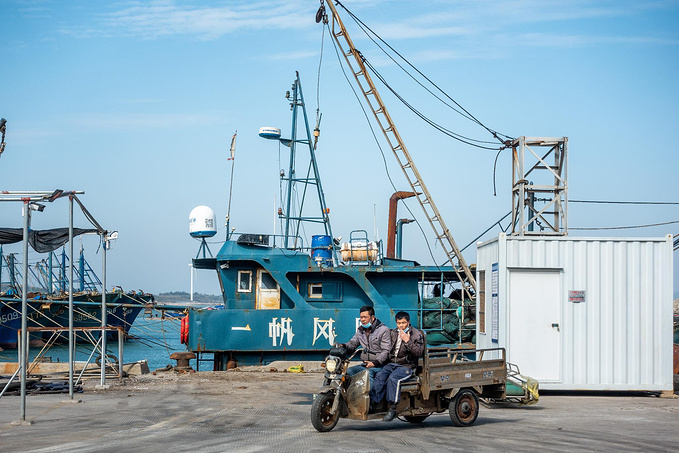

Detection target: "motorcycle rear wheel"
[449, 388, 479, 427]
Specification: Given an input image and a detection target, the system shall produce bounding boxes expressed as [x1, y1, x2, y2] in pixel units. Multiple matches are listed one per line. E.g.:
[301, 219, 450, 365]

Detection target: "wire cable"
[570, 200, 679, 205]
[316, 21, 325, 114]
[326, 21, 449, 275]
[492, 148, 505, 196]
[361, 57, 503, 151]
[336, 0, 513, 144]
[460, 211, 512, 252]
[570, 220, 679, 230]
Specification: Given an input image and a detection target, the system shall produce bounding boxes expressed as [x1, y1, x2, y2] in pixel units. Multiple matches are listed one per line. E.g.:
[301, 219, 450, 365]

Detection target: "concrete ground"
[0, 365, 678, 453]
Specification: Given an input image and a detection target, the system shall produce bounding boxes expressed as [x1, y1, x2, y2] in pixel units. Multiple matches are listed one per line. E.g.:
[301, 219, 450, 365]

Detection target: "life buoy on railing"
[180, 315, 189, 344]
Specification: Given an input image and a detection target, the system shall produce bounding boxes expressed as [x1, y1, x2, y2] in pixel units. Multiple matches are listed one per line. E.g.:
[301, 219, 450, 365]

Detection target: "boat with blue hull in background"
[184, 72, 475, 369]
[0, 246, 153, 349]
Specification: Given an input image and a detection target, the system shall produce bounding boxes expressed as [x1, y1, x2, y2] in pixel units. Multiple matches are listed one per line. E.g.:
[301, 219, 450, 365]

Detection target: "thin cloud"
[59, 0, 316, 40]
[372, 24, 473, 40]
[412, 0, 676, 29]
[494, 32, 679, 49]
[347, 0, 679, 46]
[52, 0, 679, 55]
[4, 112, 227, 146]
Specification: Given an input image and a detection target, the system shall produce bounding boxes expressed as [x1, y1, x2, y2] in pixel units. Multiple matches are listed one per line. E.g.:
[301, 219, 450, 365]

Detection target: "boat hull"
[186, 241, 472, 367]
[0, 292, 150, 349]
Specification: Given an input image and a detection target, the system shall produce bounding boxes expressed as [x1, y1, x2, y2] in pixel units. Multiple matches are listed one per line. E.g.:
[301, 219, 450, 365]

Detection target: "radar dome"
[259, 127, 281, 140]
[189, 206, 217, 238]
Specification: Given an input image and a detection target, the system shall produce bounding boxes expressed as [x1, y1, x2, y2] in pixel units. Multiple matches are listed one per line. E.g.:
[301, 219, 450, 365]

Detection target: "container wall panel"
[476, 234, 673, 391]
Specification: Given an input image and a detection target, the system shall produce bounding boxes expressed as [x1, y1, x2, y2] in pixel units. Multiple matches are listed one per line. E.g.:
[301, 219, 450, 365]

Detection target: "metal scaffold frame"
[0, 190, 116, 424]
[511, 137, 568, 236]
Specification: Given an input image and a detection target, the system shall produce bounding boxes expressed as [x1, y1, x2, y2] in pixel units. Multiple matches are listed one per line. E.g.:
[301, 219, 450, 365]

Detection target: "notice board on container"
[491, 262, 499, 343]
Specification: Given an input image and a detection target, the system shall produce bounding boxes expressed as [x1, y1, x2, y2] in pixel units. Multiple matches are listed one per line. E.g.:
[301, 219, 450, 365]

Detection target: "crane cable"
[334, 0, 513, 145]
[325, 18, 451, 277]
[362, 57, 504, 151]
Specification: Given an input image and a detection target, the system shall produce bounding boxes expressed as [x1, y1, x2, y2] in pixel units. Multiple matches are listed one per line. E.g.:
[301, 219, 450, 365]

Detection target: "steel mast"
[280, 72, 337, 263]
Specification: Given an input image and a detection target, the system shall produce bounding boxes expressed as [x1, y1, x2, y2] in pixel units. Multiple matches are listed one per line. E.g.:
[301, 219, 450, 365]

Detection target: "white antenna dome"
[259, 127, 281, 140]
[189, 205, 217, 238]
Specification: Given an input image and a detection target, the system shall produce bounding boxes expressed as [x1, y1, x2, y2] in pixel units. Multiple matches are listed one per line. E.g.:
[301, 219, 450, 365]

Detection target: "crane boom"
[320, 1, 476, 293]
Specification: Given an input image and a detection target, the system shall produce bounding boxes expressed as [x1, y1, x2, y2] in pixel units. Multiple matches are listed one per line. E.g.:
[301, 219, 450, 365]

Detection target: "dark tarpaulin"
[0, 227, 99, 253]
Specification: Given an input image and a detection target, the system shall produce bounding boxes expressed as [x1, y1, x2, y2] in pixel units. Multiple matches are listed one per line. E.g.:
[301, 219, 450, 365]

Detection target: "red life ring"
[180, 315, 189, 344]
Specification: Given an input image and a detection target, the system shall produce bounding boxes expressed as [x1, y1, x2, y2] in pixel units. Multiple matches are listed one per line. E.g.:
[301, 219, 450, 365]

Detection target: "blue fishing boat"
[184, 73, 474, 368]
[0, 246, 152, 349]
[0, 292, 150, 349]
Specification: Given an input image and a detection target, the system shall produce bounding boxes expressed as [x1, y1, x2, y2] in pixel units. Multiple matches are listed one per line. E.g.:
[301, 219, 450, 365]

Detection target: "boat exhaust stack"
[386, 191, 416, 259]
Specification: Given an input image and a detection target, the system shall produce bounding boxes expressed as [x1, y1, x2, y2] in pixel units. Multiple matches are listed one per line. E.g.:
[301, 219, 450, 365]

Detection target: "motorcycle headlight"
[325, 357, 339, 373]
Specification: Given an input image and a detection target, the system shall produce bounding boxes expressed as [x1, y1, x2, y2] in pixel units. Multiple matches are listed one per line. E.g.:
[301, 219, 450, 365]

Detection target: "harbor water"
[0, 311, 206, 372]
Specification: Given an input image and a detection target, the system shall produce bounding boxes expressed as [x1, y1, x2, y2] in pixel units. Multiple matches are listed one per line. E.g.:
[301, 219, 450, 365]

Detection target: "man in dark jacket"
[369, 311, 424, 422]
[340, 305, 392, 387]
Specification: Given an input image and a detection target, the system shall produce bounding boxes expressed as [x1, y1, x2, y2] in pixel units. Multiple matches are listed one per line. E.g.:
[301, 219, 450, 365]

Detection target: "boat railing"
[271, 234, 305, 251]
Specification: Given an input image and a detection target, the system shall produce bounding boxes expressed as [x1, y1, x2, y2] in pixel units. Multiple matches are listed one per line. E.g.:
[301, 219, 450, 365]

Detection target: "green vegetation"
[155, 291, 222, 305]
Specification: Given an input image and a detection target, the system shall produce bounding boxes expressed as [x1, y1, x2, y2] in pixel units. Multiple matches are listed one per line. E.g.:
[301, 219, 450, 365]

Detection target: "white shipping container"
[475, 233, 674, 391]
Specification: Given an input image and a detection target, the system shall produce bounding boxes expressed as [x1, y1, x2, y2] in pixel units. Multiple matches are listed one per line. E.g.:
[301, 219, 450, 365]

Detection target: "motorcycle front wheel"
[311, 392, 340, 432]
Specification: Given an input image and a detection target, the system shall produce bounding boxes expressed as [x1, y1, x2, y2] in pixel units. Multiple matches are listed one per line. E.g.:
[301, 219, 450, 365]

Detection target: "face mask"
[361, 322, 371, 329]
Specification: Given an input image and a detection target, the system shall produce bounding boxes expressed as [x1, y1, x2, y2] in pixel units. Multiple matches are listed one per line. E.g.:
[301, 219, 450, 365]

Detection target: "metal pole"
[68, 196, 74, 399]
[189, 262, 194, 302]
[563, 138, 569, 234]
[9, 254, 16, 289]
[0, 366, 22, 399]
[19, 200, 29, 421]
[61, 248, 66, 292]
[396, 219, 413, 260]
[283, 76, 299, 249]
[100, 235, 107, 386]
[48, 252, 53, 294]
[118, 328, 123, 383]
[518, 137, 526, 235]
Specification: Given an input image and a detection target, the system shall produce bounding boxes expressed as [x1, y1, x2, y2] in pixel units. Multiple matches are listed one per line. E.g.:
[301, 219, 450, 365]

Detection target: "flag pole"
[226, 131, 236, 240]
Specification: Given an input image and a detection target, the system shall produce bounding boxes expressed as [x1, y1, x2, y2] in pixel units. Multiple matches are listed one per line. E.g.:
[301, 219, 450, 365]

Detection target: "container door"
[508, 270, 561, 382]
[256, 270, 280, 310]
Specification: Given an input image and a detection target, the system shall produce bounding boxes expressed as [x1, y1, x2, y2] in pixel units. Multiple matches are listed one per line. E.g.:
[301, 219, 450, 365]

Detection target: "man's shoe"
[383, 406, 397, 422]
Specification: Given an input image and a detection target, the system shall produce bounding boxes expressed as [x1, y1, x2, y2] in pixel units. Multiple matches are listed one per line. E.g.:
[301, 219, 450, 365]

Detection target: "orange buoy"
[180, 315, 189, 344]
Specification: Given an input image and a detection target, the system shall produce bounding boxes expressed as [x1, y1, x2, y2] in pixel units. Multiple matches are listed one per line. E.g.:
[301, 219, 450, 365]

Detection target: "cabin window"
[308, 283, 323, 299]
[305, 281, 342, 302]
[260, 271, 278, 290]
[237, 270, 252, 293]
[478, 271, 486, 334]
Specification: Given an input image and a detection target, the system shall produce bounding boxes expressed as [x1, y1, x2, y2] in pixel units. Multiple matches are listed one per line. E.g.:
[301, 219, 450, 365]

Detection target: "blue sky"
[0, 0, 677, 297]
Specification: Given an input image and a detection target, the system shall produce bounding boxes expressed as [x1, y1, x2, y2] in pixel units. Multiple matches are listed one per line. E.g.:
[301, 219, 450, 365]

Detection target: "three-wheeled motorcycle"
[311, 341, 508, 432]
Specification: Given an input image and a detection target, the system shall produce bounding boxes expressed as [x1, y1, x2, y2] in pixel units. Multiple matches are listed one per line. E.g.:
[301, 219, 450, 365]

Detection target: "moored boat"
[183, 74, 474, 369]
[0, 289, 153, 349]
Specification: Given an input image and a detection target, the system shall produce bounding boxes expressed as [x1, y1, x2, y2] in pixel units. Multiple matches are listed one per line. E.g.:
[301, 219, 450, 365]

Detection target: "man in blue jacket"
[340, 305, 392, 387]
[370, 311, 424, 422]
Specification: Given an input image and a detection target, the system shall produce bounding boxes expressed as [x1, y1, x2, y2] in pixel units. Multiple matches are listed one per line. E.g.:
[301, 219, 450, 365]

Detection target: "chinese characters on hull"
[266, 317, 339, 347]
